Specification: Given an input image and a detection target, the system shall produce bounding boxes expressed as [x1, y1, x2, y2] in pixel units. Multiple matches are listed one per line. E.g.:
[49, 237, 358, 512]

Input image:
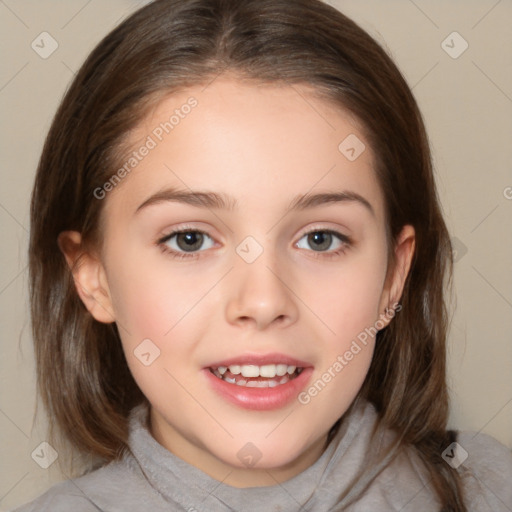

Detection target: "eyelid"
[156, 223, 352, 260]
[296, 223, 351, 241]
[293, 227, 352, 262]
[157, 226, 216, 260]
[157, 223, 217, 243]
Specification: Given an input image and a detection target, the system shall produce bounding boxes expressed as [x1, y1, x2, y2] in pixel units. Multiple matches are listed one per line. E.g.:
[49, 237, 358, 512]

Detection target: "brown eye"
[176, 232, 204, 252]
[307, 231, 333, 251]
[160, 230, 215, 255]
[295, 229, 352, 258]
[297, 230, 348, 253]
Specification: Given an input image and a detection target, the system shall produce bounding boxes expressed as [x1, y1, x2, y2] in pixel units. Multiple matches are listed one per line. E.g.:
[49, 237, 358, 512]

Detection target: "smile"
[204, 353, 313, 410]
[209, 364, 304, 388]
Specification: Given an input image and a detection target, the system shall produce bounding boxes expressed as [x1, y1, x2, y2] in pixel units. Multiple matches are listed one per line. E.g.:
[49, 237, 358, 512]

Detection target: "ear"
[377, 224, 415, 328]
[57, 231, 115, 324]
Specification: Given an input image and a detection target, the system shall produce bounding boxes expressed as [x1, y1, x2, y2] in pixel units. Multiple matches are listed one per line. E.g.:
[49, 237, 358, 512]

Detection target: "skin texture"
[59, 77, 415, 488]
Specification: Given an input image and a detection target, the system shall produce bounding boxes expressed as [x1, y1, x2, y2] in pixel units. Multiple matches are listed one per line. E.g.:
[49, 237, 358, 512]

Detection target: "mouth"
[204, 353, 313, 410]
[209, 364, 304, 388]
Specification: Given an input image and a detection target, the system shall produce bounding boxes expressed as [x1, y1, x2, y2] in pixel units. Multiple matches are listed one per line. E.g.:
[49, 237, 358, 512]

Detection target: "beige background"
[1, 0, 511, 509]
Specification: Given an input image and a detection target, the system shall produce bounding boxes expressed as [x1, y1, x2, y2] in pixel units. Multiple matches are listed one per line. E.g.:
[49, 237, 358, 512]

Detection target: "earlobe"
[378, 224, 416, 327]
[57, 231, 116, 324]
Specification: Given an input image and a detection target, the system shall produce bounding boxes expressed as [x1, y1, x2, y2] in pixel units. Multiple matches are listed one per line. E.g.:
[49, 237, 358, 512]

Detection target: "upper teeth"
[217, 364, 297, 378]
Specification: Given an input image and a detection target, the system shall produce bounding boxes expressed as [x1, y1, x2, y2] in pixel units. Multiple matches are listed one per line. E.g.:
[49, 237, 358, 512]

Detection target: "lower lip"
[203, 367, 313, 411]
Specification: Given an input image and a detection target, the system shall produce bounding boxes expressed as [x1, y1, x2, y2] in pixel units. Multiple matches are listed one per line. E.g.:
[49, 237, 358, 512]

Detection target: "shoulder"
[353, 407, 512, 511]
[456, 431, 512, 511]
[10, 456, 147, 512]
[9, 478, 102, 512]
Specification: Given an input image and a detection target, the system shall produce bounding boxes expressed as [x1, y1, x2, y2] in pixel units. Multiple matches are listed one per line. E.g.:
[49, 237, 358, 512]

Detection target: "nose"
[225, 251, 299, 331]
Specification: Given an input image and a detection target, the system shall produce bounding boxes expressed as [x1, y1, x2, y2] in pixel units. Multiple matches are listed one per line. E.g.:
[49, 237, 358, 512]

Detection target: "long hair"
[28, 0, 463, 508]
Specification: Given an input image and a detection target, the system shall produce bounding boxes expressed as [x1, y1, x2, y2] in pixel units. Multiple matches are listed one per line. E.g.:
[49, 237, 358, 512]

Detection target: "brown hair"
[29, 0, 464, 508]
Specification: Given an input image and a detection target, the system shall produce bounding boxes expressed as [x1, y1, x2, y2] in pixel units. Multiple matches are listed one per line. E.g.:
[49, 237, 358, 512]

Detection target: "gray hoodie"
[12, 399, 512, 511]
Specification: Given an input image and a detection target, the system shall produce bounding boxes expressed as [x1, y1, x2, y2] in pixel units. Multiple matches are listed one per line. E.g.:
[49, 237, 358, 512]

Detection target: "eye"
[158, 229, 215, 259]
[296, 229, 350, 257]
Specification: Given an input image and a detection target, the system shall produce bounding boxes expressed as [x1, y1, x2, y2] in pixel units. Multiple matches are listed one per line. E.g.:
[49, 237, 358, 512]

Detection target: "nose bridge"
[225, 235, 298, 329]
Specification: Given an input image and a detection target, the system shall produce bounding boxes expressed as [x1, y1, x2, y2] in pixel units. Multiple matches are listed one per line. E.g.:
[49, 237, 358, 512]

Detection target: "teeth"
[259, 364, 276, 378]
[224, 364, 300, 378]
[211, 363, 305, 387]
[276, 364, 288, 376]
[240, 365, 259, 378]
[229, 365, 241, 375]
[210, 366, 304, 388]
[246, 380, 270, 388]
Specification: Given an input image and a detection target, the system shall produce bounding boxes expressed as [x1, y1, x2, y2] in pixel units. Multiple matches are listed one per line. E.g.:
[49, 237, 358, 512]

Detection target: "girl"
[15, 0, 512, 510]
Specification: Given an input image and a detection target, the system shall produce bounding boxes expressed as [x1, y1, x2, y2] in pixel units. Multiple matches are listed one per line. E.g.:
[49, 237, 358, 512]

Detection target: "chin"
[209, 431, 320, 472]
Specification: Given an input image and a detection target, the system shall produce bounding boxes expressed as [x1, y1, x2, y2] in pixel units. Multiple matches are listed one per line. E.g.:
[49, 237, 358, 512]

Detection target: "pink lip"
[205, 352, 312, 369]
[203, 366, 314, 411]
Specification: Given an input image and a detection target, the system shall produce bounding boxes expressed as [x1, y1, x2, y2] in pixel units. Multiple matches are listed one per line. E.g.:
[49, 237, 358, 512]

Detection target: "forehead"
[103, 77, 385, 222]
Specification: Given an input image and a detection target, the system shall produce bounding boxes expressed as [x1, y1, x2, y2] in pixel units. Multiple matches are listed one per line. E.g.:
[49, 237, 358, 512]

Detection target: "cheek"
[108, 273, 170, 340]
[104, 258, 198, 401]
[103, 247, 215, 392]
[295, 241, 387, 411]
[300, 248, 387, 342]
[105, 247, 204, 340]
[296, 260, 385, 419]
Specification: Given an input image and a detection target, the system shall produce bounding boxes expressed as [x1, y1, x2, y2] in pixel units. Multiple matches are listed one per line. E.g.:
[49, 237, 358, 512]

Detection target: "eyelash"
[157, 226, 352, 261]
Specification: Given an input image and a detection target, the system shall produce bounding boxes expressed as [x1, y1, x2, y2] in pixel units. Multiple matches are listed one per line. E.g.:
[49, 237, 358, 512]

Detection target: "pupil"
[309, 232, 331, 251]
[177, 232, 203, 252]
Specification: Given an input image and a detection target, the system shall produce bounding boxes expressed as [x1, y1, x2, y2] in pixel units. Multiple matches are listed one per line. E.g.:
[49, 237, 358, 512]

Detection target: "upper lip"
[206, 352, 313, 369]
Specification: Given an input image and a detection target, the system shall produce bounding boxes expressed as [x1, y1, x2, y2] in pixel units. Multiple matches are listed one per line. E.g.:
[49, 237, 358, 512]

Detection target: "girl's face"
[63, 77, 414, 487]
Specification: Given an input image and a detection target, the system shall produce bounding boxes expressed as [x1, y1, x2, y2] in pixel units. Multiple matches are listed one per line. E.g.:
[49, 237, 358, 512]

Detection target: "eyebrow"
[135, 187, 375, 217]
